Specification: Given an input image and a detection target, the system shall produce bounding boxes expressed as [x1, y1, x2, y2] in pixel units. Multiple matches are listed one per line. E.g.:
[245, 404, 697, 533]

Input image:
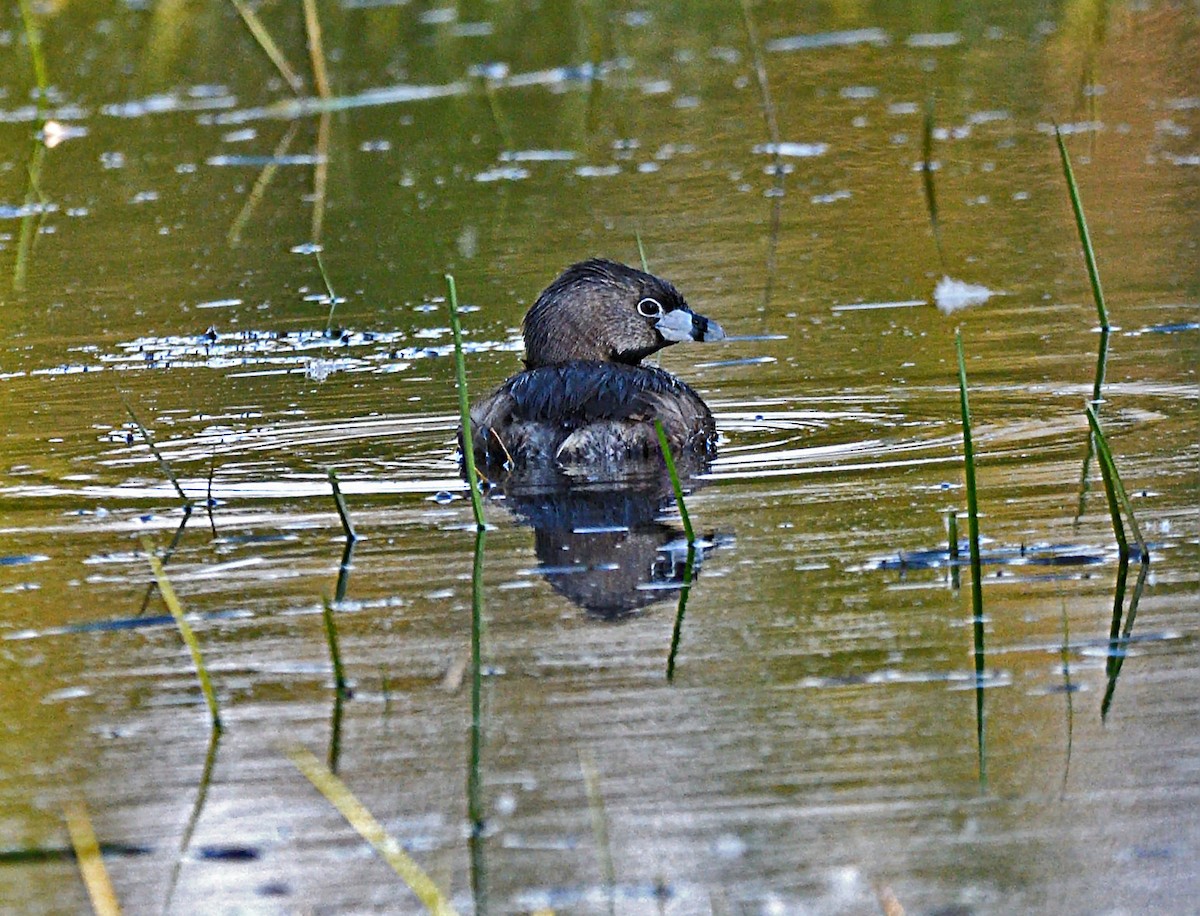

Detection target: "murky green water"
[2, 1, 1197, 913]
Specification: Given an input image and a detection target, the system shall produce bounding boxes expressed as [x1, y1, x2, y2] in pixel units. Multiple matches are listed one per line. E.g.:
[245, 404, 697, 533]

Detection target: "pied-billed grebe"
[468, 258, 725, 469]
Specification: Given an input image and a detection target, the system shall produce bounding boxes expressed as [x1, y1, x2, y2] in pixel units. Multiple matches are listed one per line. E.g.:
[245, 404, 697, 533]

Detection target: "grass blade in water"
[286, 746, 459, 915]
[1085, 405, 1147, 559]
[955, 332, 987, 787]
[229, 0, 303, 93]
[467, 527, 488, 912]
[954, 333, 984, 620]
[321, 595, 348, 696]
[142, 538, 222, 730]
[666, 543, 697, 681]
[1055, 125, 1110, 330]
[16, 0, 48, 111]
[302, 0, 331, 100]
[446, 273, 486, 529]
[654, 420, 695, 544]
[947, 509, 960, 591]
[121, 394, 190, 507]
[328, 469, 357, 542]
[1101, 555, 1150, 720]
[63, 802, 122, 916]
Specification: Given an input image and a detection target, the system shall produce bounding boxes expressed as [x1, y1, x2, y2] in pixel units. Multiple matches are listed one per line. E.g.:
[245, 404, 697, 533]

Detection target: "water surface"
[1, 1, 1197, 913]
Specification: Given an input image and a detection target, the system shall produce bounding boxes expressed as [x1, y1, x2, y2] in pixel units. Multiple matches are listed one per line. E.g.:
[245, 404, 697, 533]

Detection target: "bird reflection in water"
[484, 457, 728, 620]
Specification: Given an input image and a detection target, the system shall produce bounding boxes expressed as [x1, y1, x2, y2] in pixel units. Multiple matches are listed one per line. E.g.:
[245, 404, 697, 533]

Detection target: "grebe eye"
[636, 297, 664, 319]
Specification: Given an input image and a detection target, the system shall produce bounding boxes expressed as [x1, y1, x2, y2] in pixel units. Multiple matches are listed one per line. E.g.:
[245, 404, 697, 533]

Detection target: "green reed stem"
[446, 274, 486, 530]
[286, 746, 459, 915]
[121, 393, 190, 508]
[1100, 552, 1149, 721]
[947, 509, 960, 590]
[654, 420, 694, 544]
[955, 333, 984, 619]
[327, 469, 357, 542]
[1085, 405, 1147, 560]
[16, 0, 48, 113]
[956, 333, 987, 787]
[467, 527, 488, 912]
[334, 538, 356, 604]
[142, 538, 222, 731]
[666, 542, 697, 682]
[635, 231, 649, 272]
[321, 595, 348, 696]
[1055, 125, 1110, 330]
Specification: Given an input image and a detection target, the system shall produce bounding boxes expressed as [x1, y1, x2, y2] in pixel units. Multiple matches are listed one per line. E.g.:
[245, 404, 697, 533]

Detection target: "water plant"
[665, 542, 697, 682]
[1074, 326, 1111, 524]
[446, 273, 486, 529]
[16, 0, 48, 112]
[946, 508, 960, 590]
[328, 469, 358, 542]
[302, 0, 332, 100]
[63, 801, 121, 916]
[10, 141, 47, 294]
[9, 4, 48, 294]
[142, 538, 222, 731]
[467, 528, 488, 913]
[1055, 125, 1110, 330]
[654, 419, 695, 544]
[286, 746, 458, 914]
[1085, 405, 1151, 720]
[445, 274, 489, 907]
[229, 0, 303, 93]
[656, 421, 701, 681]
[1101, 555, 1149, 720]
[954, 333, 984, 620]
[121, 395, 190, 509]
[321, 595, 348, 697]
[1085, 405, 1147, 560]
[955, 332, 986, 786]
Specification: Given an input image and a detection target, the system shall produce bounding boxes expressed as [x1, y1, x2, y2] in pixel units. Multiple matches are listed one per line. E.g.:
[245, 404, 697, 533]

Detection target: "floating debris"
[934, 276, 1000, 314]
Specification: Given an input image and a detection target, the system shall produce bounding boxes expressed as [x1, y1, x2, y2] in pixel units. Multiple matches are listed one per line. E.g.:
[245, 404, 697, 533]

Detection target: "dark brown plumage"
[468, 259, 724, 470]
